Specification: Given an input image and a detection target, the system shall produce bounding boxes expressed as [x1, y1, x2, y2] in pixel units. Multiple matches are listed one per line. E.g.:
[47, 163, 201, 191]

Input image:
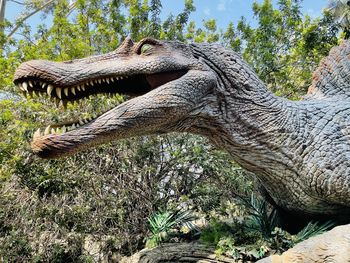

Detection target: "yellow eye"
[140, 44, 152, 54]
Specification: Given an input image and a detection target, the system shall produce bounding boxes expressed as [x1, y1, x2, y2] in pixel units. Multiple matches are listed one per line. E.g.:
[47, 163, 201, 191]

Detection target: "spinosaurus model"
[13, 37, 350, 229]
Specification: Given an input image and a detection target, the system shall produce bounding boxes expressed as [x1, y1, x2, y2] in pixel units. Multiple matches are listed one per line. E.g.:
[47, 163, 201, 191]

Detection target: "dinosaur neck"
[189, 43, 295, 176]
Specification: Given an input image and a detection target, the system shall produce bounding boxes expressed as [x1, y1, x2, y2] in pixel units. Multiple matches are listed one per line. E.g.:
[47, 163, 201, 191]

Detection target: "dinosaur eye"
[140, 44, 152, 54]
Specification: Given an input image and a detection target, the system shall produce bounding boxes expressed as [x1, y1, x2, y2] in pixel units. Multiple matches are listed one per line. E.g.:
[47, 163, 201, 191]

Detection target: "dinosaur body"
[13, 38, 350, 224]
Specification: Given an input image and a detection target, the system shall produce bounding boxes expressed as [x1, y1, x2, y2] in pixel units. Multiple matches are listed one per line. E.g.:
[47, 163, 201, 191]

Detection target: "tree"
[236, 0, 339, 98]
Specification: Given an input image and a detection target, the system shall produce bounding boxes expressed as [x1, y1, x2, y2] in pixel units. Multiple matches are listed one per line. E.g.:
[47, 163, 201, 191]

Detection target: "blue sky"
[6, 0, 330, 35]
[160, 0, 330, 29]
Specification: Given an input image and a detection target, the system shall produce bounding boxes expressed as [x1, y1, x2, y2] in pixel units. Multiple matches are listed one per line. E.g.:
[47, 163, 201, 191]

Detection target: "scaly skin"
[13, 37, 350, 224]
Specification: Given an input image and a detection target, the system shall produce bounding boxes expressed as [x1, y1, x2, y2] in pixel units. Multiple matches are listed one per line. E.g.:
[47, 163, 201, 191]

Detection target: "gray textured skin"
[13, 38, 350, 222]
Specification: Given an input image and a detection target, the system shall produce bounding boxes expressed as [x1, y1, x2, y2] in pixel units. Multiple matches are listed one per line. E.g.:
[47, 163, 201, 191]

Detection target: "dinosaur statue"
[13, 37, 350, 229]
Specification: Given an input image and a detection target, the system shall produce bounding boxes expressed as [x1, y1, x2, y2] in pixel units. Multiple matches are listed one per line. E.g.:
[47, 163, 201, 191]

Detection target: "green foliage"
[236, 0, 339, 98]
[0, 231, 32, 262]
[200, 217, 334, 261]
[244, 194, 279, 239]
[145, 210, 198, 248]
[200, 220, 236, 245]
[294, 221, 334, 243]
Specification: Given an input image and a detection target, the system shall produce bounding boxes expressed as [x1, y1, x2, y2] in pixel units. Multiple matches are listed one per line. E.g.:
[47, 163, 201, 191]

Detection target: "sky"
[160, 0, 330, 29]
[5, 0, 330, 36]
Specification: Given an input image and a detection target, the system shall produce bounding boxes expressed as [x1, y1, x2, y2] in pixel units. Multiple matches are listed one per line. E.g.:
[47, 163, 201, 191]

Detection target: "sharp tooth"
[64, 87, 69, 97]
[110, 78, 115, 82]
[51, 128, 56, 134]
[81, 84, 85, 91]
[120, 76, 123, 80]
[18, 83, 24, 91]
[29, 81, 33, 87]
[106, 78, 110, 84]
[77, 85, 81, 91]
[71, 87, 76, 95]
[44, 126, 51, 135]
[32, 91, 38, 97]
[34, 128, 41, 138]
[102, 78, 105, 82]
[79, 119, 84, 126]
[115, 77, 119, 80]
[90, 81, 94, 86]
[42, 83, 47, 89]
[56, 88, 62, 99]
[47, 84, 54, 96]
[71, 123, 76, 129]
[22, 82, 28, 91]
[83, 119, 89, 124]
[98, 79, 102, 84]
[62, 126, 66, 133]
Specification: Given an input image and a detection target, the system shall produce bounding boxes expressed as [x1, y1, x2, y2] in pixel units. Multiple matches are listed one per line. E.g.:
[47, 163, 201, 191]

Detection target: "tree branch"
[8, 0, 25, 5]
[7, 0, 55, 39]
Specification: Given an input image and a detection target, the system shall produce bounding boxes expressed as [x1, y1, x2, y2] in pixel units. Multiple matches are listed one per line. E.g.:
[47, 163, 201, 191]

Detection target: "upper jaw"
[13, 57, 194, 158]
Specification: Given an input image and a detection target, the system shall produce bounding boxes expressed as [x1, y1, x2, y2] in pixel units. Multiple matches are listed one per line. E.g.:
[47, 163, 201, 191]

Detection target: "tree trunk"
[0, 0, 6, 25]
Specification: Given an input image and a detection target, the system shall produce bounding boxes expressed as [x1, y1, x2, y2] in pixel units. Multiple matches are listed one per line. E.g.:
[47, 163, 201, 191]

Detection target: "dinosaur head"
[13, 37, 216, 158]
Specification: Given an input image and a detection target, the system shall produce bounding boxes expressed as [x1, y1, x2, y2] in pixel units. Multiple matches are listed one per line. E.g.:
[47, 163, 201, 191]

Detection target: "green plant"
[294, 221, 334, 243]
[268, 227, 294, 253]
[199, 208, 334, 261]
[145, 210, 198, 248]
[200, 220, 234, 245]
[244, 194, 279, 239]
[0, 231, 32, 262]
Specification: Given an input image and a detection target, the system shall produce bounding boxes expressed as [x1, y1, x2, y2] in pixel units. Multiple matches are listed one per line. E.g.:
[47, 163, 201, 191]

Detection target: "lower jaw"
[31, 93, 124, 138]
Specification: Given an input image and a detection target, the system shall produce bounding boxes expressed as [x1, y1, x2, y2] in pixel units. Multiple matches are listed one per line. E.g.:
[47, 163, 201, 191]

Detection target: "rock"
[256, 224, 350, 263]
[120, 242, 239, 263]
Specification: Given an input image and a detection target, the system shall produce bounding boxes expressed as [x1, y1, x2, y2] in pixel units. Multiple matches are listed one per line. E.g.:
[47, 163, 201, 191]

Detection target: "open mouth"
[13, 70, 187, 141]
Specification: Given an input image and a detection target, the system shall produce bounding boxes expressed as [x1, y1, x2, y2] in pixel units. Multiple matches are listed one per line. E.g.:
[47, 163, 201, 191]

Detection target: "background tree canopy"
[0, 0, 345, 262]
